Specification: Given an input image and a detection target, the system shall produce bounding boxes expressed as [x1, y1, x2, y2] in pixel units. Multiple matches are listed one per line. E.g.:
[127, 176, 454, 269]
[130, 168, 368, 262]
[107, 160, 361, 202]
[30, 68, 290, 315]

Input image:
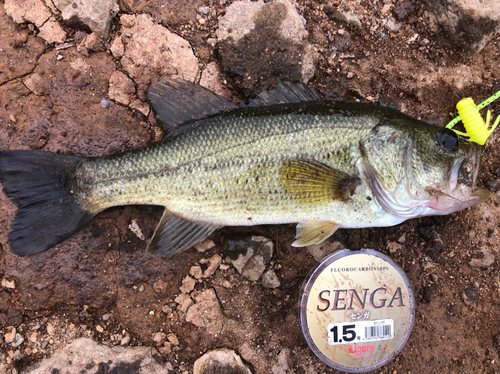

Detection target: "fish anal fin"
[147, 210, 220, 257]
[292, 221, 339, 247]
[280, 159, 360, 203]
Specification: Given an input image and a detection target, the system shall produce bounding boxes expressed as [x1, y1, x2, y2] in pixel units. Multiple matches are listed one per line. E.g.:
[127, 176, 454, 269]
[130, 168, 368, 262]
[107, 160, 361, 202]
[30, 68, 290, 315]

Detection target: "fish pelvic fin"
[147, 210, 221, 257]
[292, 221, 339, 247]
[280, 159, 360, 203]
[0, 150, 94, 256]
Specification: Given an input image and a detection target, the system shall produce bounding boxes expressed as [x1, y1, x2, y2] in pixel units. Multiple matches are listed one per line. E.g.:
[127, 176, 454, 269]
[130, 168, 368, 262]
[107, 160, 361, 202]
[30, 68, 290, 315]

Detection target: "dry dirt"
[0, 0, 499, 373]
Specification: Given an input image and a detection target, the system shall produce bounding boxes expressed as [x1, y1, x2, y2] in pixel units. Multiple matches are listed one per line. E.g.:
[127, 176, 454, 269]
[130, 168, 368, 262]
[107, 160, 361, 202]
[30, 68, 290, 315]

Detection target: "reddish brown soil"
[0, 0, 499, 373]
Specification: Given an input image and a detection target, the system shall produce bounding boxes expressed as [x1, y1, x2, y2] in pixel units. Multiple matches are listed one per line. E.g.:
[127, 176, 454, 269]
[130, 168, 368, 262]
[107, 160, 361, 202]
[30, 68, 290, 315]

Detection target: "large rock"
[108, 70, 136, 106]
[114, 14, 199, 93]
[52, 0, 119, 37]
[5, 0, 67, 44]
[4, 0, 51, 27]
[424, 0, 500, 54]
[0, 3, 46, 85]
[119, 0, 202, 28]
[217, 0, 317, 96]
[186, 289, 224, 331]
[271, 349, 293, 374]
[193, 349, 252, 374]
[307, 240, 344, 262]
[23, 338, 172, 373]
[37, 18, 67, 44]
[225, 236, 274, 281]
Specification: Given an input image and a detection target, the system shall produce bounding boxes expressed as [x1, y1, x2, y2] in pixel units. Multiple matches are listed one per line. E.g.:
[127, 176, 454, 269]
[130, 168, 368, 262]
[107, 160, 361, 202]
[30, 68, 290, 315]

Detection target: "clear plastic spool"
[299, 248, 415, 373]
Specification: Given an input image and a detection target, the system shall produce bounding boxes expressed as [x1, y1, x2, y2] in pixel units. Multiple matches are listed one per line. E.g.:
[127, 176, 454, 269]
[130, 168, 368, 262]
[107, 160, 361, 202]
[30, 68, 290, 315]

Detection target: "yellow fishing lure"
[446, 91, 500, 145]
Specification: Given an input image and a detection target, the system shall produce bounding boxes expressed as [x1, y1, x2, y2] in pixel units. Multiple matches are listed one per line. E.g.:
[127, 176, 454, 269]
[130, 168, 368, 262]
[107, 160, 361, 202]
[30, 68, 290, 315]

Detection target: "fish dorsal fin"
[147, 79, 238, 134]
[244, 81, 321, 107]
[147, 210, 221, 257]
[292, 221, 339, 247]
[280, 159, 360, 203]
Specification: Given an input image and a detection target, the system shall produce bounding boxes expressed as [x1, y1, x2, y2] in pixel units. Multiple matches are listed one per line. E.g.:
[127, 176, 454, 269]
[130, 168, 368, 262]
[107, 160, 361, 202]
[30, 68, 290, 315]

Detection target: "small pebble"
[102, 313, 111, 321]
[96, 325, 104, 333]
[153, 280, 167, 294]
[46, 323, 55, 336]
[1, 279, 15, 289]
[194, 239, 215, 253]
[12, 349, 22, 360]
[462, 288, 479, 306]
[167, 333, 179, 345]
[121, 336, 131, 346]
[422, 286, 434, 303]
[179, 275, 196, 294]
[4, 327, 16, 344]
[11, 334, 24, 348]
[385, 18, 401, 32]
[198, 18, 206, 25]
[197, 6, 210, 15]
[30, 324, 41, 331]
[159, 342, 172, 355]
[387, 240, 403, 254]
[203, 254, 222, 278]
[418, 225, 437, 241]
[100, 97, 110, 108]
[29, 332, 37, 343]
[262, 270, 281, 289]
[397, 233, 406, 243]
[152, 332, 166, 343]
[190, 265, 203, 280]
[129, 220, 145, 240]
[138, 285, 145, 292]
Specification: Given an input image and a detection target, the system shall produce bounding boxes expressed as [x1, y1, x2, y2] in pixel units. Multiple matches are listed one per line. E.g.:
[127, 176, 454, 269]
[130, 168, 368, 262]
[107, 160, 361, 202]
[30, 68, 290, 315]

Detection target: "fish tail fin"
[0, 150, 94, 256]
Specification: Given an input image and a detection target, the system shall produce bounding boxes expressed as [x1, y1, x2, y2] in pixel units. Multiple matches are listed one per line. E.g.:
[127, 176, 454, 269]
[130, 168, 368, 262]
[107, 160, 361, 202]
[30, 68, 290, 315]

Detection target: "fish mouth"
[447, 142, 487, 202]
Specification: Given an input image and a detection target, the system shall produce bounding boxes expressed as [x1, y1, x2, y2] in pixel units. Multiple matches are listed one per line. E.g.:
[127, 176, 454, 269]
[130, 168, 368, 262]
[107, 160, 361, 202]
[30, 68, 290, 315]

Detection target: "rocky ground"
[0, 0, 499, 373]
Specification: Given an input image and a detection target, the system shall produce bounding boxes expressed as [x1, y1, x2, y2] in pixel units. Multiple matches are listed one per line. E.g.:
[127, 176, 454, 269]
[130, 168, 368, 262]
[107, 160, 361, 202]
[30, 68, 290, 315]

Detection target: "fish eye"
[437, 128, 459, 152]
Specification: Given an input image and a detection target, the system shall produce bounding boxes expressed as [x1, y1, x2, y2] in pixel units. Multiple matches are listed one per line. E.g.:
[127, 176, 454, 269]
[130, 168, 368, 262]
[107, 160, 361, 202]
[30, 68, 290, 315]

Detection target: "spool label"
[327, 319, 394, 345]
[300, 250, 414, 372]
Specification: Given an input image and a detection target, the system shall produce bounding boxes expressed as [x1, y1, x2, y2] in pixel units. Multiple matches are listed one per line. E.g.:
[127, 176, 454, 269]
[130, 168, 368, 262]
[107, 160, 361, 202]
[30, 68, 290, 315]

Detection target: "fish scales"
[0, 80, 487, 256]
[75, 105, 383, 227]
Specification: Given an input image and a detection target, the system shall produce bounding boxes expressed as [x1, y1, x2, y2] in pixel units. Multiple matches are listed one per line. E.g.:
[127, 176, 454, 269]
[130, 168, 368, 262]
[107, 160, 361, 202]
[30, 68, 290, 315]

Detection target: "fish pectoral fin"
[292, 221, 339, 247]
[147, 210, 221, 257]
[280, 159, 360, 203]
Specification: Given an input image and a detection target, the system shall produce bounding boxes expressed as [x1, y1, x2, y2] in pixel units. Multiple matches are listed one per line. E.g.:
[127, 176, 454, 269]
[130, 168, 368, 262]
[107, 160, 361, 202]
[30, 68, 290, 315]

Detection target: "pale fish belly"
[165, 154, 406, 229]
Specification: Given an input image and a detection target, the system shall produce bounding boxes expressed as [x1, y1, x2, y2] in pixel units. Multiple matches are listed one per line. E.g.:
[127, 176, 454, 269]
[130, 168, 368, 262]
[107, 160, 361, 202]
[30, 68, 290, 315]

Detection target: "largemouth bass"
[0, 80, 489, 256]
